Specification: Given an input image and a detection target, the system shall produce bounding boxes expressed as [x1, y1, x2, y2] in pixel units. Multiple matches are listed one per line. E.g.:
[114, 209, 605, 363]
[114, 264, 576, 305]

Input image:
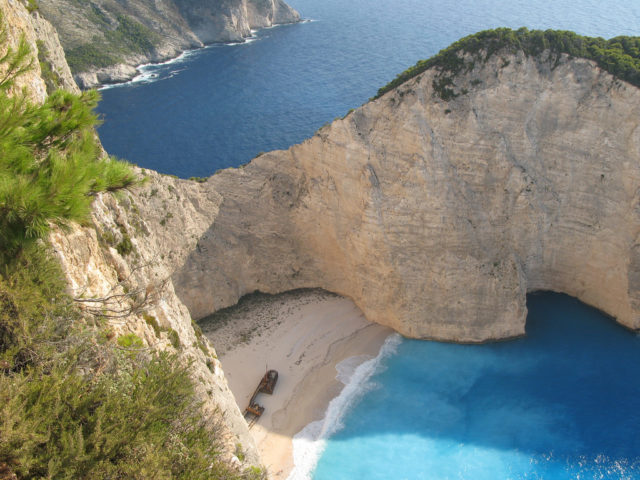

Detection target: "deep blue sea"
[96, 1, 640, 478]
[96, 0, 640, 178]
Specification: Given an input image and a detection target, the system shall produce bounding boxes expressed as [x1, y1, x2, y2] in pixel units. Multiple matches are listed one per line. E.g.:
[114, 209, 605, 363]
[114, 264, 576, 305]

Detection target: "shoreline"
[88, 19, 311, 91]
[199, 290, 393, 478]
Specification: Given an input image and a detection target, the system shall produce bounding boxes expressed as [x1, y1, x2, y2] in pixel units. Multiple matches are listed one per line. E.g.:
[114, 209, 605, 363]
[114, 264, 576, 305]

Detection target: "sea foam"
[287, 333, 402, 480]
[98, 48, 201, 91]
[98, 33, 264, 90]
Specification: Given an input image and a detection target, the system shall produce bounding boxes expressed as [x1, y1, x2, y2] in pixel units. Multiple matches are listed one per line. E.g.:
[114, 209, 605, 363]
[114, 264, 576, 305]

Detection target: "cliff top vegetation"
[375, 28, 640, 99]
[65, 13, 161, 72]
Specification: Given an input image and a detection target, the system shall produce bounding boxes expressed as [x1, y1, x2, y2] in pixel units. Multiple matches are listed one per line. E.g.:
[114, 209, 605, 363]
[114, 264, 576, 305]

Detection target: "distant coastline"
[37, 0, 302, 90]
[96, 18, 313, 90]
[84, 19, 308, 90]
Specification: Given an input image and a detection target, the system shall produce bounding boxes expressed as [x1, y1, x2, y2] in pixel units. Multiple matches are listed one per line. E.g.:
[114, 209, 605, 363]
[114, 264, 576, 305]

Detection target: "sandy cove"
[199, 289, 392, 478]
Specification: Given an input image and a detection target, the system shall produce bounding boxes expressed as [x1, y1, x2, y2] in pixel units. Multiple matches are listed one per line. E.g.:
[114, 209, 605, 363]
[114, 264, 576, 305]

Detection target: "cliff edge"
[165, 32, 640, 342]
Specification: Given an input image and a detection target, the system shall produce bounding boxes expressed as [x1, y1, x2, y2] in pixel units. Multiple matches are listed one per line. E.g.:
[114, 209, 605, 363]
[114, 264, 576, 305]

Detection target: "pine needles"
[0, 15, 137, 258]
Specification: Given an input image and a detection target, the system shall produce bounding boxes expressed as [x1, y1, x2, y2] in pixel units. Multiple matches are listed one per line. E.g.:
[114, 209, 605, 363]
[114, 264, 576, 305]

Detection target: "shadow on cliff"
[311, 292, 640, 469]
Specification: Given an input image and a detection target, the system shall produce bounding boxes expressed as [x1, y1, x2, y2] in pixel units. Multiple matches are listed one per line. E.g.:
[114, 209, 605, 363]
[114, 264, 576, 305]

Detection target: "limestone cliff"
[166, 49, 640, 343]
[1, 0, 54, 101]
[38, 0, 300, 88]
[0, 0, 77, 96]
[0, 0, 261, 466]
[49, 172, 261, 465]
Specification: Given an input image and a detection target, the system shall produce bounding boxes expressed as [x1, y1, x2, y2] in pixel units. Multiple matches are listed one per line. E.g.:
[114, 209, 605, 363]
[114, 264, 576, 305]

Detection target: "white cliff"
[171, 50, 640, 342]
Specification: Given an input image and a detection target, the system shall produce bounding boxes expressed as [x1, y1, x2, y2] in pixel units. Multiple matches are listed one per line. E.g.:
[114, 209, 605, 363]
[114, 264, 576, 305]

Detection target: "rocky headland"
[171, 39, 640, 343]
[47, 25, 640, 398]
[38, 0, 300, 88]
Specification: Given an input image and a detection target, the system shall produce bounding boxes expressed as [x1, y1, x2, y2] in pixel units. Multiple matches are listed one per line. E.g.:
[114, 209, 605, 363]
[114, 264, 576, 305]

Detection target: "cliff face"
[38, 0, 300, 88]
[0, 0, 75, 101]
[0, 0, 260, 465]
[168, 50, 640, 343]
[48, 172, 261, 465]
[175, 0, 299, 43]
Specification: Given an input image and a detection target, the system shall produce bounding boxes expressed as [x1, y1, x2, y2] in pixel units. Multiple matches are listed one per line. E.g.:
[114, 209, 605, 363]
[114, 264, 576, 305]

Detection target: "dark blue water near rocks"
[96, 0, 640, 178]
[312, 293, 640, 480]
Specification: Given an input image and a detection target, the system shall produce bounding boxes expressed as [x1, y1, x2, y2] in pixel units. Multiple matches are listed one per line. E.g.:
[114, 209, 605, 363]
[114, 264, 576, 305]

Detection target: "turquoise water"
[96, 0, 640, 178]
[303, 293, 640, 480]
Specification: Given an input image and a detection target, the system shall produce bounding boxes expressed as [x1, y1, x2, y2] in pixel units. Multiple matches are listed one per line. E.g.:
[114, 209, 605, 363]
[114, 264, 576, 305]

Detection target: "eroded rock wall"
[0, 0, 77, 98]
[49, 171, 261, 465]
[1, 0, 48, 102]
[172, 51, 640, 342]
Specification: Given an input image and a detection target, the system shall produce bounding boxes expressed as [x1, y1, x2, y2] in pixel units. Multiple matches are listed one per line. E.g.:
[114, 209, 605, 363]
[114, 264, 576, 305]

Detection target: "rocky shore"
[38, 0, 301, 89]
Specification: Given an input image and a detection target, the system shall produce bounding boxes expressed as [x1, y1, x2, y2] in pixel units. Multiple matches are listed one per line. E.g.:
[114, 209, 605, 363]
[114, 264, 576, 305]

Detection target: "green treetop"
[375, 28, 640, 100]
[0, 17, 137, 259]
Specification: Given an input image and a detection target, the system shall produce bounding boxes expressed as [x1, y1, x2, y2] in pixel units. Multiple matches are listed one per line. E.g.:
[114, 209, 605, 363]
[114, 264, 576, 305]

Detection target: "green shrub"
[145, 315, 184, 351]
[25, 0, 38, 12]
[66, 42, 121, 71]
[117, 332, 143, 348]
[107, 14, 160, 55]
[116, 233, 133, 256]
[374, 28, 640, 100]
[159, 211, 173, 226]
[235, 443, 246, 462]
[189, 176, 208, 183]
[144, 313, 161, 337]
[0, 245, 72, 373]
[66, 14, 161, 72]
[192, 319, 204, 339]
[168, 328, 180, 349]
[432, 76, 458, 100]
[145, 314, 181, 345]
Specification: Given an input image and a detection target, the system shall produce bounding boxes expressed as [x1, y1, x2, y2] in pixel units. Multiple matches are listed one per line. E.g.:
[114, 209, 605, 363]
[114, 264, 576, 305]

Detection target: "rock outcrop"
[0, 0, 77, 97]
[168, 50, 640, 343]
[0, 0, 261, 466]
[1, 0, 48, 102]
[49, 172, 261, 465]
[38, 0, 300, 88]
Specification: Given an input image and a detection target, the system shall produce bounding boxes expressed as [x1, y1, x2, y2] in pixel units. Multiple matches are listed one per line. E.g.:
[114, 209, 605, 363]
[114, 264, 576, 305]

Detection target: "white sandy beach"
[200, 290, 392, 478]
